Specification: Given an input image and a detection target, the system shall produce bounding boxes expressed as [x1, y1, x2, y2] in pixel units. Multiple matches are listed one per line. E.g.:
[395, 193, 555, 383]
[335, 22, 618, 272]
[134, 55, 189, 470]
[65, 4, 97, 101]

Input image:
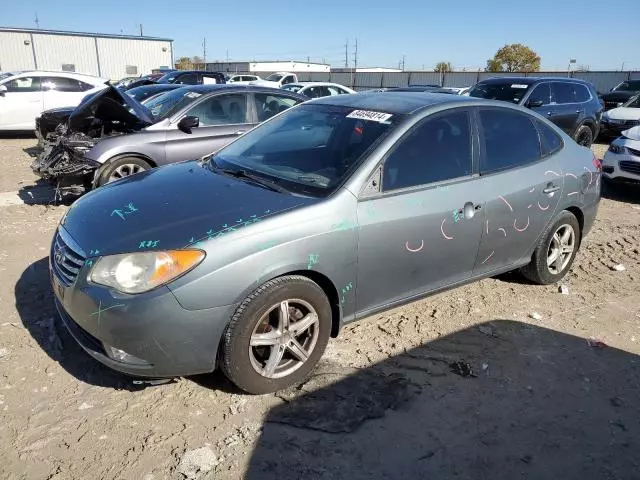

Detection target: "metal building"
[205, 61, 330, 74]
[0, 27, 173, 81]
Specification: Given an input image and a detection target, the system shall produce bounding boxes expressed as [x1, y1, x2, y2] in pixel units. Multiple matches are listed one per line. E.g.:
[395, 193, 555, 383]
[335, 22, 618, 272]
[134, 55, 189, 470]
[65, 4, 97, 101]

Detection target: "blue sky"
[4, 0, 639, 71]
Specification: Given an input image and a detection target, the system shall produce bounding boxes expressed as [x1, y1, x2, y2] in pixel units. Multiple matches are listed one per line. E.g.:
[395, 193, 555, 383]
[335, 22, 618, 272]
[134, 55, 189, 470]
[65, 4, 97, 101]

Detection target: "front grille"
[628, 147, 640, 157]
[623, 119, 640, 128]
[619, 161, 640, 176]
[51, 230, 86, 286]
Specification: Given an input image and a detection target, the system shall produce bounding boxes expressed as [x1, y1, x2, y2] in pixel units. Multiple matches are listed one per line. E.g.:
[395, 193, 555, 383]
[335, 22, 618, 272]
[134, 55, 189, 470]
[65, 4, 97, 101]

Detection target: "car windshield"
[266, 74, 283, 82]
[281, 84, 303, 92]
[614, 80, 640, 92]
[624, 95, 640, 108]
[468, 82, 531, 104]
[143, 88, 201, 120]
[208, 104, 401, 195]
[126, 85, 173, 102]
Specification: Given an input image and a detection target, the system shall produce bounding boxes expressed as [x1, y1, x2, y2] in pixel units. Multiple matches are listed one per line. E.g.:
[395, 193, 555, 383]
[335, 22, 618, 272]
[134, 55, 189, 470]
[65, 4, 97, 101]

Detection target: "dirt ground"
[0, 137, 639, 480]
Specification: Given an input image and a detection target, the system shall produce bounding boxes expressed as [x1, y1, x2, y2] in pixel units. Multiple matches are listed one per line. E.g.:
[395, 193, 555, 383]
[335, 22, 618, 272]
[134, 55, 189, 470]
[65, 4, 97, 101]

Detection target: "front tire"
[221, 275, 332, 394]
[520, 210, 581, 285]
[95, 156, 152, 187]
[574, 124, 594, 148]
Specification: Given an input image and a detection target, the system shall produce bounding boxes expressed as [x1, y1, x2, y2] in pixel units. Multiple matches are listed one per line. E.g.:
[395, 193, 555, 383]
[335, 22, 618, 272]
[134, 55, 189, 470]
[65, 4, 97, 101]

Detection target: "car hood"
[601, 91, 637, 102]
[622, 126, 640, 142]
[604, 107, 640, 120]
[67, 85, 154, 133]
[60, 161, 318, 256]
[40, 107, 75, 119]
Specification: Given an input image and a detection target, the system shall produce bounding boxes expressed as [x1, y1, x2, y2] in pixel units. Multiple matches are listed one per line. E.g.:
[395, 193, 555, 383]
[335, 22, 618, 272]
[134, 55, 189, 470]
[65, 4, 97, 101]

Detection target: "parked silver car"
[50, 92, 601, 394]
[32, 84, 306, 187]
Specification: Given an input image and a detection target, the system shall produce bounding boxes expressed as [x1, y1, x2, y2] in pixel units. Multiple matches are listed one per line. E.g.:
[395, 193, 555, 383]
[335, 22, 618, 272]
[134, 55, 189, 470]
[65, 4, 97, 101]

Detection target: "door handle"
[234, 130, 246, 135]
[543, 184, 560, 194]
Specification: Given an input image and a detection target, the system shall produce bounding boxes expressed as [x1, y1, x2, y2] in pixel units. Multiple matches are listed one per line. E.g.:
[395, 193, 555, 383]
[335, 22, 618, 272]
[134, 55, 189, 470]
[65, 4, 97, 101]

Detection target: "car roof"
[176, 84, 307, 97]
[310, 91, 470, 114]
[479, 76, 591, 85]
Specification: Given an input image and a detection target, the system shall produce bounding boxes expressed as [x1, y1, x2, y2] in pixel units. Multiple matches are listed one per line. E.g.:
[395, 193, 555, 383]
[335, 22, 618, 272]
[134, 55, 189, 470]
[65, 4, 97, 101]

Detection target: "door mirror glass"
[178, 115, 199, 133]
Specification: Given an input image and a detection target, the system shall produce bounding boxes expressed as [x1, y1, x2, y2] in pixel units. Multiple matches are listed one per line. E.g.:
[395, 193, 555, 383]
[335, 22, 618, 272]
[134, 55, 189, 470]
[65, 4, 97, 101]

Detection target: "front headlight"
[88, 249, 205, 294]
[608, 144, 626, 154]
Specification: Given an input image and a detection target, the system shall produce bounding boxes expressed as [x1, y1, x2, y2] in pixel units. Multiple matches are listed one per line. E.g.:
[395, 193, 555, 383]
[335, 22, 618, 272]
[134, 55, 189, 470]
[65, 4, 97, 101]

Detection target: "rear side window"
[42, 77, 93, 92]
[479, 109, 542, 174]
[574, 84, 591, 102]
[383, 110, 472, 191]
[552, 82, 576, 104]
[536, 120, 563, 156]
[254, 93, 302, 122]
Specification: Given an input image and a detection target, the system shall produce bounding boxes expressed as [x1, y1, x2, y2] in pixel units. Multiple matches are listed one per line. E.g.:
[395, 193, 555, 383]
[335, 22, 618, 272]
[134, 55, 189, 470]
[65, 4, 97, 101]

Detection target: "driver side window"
[382, 110, 472, 191]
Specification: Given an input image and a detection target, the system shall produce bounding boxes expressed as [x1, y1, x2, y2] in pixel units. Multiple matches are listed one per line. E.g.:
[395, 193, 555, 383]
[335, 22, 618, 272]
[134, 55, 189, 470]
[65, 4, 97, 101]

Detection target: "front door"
[0, 76, 43, 130]
[164, 92, 254, 163]
[472, 107, 565, 277]
[356, 108, 485, 315]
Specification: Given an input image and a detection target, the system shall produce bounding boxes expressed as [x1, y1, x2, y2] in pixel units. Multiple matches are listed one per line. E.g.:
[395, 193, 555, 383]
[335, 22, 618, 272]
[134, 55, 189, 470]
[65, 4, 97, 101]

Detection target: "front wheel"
[520, 211, 581, 285]
[95, 157, 152, 187]
[221, 276, 332, 394]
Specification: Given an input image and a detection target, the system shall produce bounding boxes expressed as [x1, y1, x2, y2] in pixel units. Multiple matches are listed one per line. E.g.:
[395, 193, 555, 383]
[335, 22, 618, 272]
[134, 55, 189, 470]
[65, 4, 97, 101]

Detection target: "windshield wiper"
[212, 163, 289, 194]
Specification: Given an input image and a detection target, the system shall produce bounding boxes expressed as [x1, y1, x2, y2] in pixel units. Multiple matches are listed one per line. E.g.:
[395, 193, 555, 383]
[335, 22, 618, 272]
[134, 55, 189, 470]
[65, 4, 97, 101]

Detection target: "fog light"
[103, 344, 149, 365]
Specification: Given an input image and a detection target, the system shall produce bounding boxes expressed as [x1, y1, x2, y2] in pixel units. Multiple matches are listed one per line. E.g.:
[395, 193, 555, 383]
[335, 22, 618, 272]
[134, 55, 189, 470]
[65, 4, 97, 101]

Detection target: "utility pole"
[202, 38, 206, 70]
[34, 13, 39, 29]
[350, 38, 358, 89]
[139, 24, 143, 36]
[307, 55, 310, 63]
[226, 49, 229, 62]
[344, 39, 349, 68]
[401, 55, 406, 71]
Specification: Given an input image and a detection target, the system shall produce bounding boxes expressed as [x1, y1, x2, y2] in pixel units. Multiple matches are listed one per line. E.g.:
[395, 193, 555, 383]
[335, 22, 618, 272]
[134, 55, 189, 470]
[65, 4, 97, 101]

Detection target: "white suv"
[0, 70, 108, 130]
[227, 74, 261, 84]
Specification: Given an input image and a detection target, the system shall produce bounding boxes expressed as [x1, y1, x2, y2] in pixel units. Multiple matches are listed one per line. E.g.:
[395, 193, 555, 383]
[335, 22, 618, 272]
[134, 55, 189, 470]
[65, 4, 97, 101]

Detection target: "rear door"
[164, 92, 253, 163]
[549, 82, 581, 134]
[0, 75, 43, 130]
[472, 107, 565, 277]
[41, 76, 94, 111]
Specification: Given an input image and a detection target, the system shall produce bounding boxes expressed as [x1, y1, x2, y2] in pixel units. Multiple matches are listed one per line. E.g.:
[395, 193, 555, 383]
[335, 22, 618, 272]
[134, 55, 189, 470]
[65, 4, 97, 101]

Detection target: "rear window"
[469, 81, 531, 104]
[614, 80, 640, 91]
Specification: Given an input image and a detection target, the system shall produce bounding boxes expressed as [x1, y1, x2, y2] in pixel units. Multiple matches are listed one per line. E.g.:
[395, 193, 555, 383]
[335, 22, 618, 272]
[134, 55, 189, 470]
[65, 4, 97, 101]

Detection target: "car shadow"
[15, 257, 146, 390]
[17, 179, 84, 206]
[0, 131, 36, 140]
[245, 320, 640, 479]
[602, 180, 640, 205]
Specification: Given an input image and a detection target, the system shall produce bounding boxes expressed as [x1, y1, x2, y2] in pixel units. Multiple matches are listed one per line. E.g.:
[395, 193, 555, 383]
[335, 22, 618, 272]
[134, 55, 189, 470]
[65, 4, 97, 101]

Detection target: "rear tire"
[95, 157, 152, 187]
[221, 275, 332, 394]
[574, 124, 594, 148]
[520, 211, 581, 285]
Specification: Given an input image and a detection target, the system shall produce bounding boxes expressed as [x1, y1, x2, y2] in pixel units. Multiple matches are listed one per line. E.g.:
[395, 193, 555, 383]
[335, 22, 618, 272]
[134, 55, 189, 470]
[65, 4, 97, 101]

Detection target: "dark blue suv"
[468, 77, 603, 147]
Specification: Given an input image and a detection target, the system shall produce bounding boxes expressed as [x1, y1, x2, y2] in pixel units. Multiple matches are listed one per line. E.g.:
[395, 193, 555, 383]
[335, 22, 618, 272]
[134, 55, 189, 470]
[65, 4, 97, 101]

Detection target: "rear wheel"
[574, 124, 594, 147]
[96, 157, 152, 187]
[520, 211, 581, 285]
[221, 275, 332, 394]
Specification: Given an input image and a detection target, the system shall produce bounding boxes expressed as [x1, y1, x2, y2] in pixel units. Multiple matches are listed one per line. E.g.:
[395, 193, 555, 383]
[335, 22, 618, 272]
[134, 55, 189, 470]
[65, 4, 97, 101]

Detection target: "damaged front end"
[31, 86, 154, 186]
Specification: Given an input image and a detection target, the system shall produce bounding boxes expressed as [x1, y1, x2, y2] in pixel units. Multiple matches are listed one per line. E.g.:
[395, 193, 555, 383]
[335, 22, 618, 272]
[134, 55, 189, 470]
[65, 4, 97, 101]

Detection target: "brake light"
[592, 154, 602, 171]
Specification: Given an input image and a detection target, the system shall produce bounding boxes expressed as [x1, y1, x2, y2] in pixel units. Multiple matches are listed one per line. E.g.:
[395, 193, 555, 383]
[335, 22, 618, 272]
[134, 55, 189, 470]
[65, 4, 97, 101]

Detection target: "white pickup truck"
[250, 72, 298, 89]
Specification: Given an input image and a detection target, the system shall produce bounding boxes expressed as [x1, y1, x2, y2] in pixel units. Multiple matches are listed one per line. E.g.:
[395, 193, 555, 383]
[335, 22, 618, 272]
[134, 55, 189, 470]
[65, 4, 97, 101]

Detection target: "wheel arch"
[565, 205, 584, 239]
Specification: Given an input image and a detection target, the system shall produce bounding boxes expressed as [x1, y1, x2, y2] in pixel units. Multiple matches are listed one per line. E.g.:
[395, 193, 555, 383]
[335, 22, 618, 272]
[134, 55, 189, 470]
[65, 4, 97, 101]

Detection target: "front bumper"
[602, 152, 640, 183]
[600, 120, 640, 137]
[31, 142, 99, 180]
[50, 234, 236, 378]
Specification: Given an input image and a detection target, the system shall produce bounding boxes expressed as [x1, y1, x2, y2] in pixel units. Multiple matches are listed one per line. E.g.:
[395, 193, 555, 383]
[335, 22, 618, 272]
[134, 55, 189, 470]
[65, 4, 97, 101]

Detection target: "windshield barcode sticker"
[347, 110, 393, 123]
[511, 84, 528, 89]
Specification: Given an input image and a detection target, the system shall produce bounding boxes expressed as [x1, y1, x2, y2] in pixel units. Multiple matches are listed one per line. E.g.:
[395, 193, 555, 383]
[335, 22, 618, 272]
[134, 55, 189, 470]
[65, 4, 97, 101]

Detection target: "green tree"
[435, 61, 453, 73]
[175, 57, 194, 70]
[485, 44, 541, 72]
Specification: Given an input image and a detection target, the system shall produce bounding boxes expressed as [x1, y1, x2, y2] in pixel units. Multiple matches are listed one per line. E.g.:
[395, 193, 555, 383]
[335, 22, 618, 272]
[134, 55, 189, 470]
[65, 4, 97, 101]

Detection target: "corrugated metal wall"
[243, 70, 639, 93]
[0, 31, 36, 71]
[96, 38, 172, 80]
[0, 31, 172, 80]
[32, 33, 98, 75]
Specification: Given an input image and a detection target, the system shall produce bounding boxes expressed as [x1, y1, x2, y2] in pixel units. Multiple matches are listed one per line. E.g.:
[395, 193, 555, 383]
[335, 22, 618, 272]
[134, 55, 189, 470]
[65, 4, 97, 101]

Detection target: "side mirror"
[177, 115, 199, 133]
[0, 85, 7, 96]
[527, 99, 544, 108]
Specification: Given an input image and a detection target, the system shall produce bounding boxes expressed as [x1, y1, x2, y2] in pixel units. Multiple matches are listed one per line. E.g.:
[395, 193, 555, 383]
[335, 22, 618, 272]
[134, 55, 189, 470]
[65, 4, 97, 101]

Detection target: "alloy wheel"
[249, 299, 320, 379]
[547, 224, 576, 275]
[576, 128, 593, 147]
[108, 163, 146, 183]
